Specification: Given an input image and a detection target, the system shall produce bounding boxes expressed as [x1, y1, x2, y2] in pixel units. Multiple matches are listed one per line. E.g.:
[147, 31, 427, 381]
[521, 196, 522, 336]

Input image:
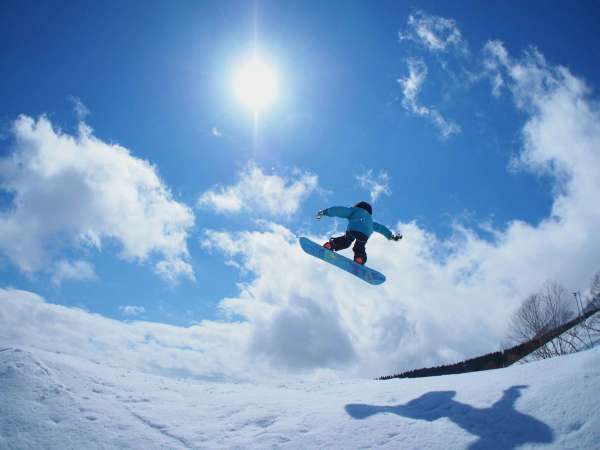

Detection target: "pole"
[573, 291, 593, 349]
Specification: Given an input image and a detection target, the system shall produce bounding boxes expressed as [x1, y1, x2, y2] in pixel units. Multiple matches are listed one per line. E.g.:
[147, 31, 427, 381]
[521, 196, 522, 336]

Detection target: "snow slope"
[1, 345, 599, 449]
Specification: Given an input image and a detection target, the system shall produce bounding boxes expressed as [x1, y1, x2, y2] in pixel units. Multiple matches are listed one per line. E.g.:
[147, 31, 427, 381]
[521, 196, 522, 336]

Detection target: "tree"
[508, 282, 577, 360]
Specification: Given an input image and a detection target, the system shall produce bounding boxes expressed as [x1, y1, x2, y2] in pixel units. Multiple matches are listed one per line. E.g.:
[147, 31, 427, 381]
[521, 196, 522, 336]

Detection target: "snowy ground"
[1, 345, 599, 449]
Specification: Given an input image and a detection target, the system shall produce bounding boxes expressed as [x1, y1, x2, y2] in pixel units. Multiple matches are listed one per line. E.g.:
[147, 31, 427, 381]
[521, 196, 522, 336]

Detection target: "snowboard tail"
[299, 237, 386, 285]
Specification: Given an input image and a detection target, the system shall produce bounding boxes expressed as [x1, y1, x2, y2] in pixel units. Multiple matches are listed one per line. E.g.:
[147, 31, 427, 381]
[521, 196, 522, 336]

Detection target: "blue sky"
[2, 1, 600, 375]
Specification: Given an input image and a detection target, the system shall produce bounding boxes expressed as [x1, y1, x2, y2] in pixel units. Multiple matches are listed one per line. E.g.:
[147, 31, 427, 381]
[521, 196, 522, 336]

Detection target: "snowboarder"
[316, 201, 402, 265]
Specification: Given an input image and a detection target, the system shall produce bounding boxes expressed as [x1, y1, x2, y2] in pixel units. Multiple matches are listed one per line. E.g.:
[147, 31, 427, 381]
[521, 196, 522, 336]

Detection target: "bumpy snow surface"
[1, 346, 599, 449]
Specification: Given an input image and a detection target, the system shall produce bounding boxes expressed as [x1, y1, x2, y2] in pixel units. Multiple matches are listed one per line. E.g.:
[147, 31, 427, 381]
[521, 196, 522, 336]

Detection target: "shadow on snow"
[345, 385, 553, 450]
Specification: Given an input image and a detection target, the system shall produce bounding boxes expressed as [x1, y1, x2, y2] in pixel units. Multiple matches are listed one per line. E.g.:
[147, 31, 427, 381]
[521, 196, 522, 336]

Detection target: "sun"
[233, 55, 279, 115]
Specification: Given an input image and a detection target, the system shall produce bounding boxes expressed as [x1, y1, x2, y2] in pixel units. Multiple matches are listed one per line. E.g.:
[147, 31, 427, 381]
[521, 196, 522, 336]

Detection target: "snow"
[1, 346, 599, 449]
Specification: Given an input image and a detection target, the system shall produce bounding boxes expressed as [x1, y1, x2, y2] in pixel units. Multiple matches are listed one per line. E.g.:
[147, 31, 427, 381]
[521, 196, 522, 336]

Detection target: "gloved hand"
[316, 209, 326, 220]
[390, 233, 402, 241]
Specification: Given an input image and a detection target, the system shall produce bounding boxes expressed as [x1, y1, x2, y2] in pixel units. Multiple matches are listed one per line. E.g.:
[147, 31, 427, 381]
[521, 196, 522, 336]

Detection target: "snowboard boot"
[354, 256, 365, 265]
[323, 241, 334, 251]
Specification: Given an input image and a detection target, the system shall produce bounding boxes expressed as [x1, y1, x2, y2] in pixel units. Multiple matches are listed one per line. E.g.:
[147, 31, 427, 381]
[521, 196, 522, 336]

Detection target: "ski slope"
[1, 346, 598, 449]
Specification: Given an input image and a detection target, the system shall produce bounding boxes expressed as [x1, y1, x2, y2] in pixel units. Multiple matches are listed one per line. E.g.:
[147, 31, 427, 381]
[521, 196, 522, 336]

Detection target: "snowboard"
[299, 237, 386, 285]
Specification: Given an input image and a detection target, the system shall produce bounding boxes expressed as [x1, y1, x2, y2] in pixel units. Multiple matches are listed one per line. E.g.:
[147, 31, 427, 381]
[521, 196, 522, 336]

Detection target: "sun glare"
[233, 56, 279, 115]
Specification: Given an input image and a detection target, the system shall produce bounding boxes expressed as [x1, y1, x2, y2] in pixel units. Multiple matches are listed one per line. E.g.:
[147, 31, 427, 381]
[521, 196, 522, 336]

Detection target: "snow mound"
[0, 347, 83, 449]
[1, 345, 599, 449]
[0, 347, 186, 449]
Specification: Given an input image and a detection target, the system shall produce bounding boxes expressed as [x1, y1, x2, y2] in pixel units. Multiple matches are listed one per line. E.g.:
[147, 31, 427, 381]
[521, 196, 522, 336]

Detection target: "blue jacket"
[323, 206, 393, 239]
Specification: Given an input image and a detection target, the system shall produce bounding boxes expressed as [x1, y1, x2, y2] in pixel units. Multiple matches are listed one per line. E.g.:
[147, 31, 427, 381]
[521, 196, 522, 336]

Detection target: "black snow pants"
[330, 230, 369, 263]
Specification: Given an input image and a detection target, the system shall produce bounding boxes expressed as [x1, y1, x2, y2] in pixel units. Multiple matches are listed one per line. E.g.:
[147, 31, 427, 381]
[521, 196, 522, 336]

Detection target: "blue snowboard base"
[299, 237, 386, 285]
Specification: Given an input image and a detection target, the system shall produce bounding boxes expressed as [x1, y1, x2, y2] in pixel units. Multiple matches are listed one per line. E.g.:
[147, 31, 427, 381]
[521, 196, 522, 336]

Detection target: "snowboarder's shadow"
[345, 385, 553, 450]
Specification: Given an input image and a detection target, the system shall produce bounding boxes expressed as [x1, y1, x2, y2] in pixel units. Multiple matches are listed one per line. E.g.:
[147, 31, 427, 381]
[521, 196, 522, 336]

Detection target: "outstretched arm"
[374, 222, 402, 241]
[317, 206, 352, 219]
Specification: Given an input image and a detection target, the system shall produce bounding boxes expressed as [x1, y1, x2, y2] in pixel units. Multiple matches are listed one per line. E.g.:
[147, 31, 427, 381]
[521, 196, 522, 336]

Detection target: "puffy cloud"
[0, 288, 253, 381]
[119, 305, 146, 317]
[398, 58, 461, 138]
[250, 297, 356, 370]
[197, 163, 318, 218]
[155, 258, 195, 283]
[355, 169, 391, 202]
[400, 11, 468, 55]
[51, 260, 97, 286]
[0, 116, 195, 282]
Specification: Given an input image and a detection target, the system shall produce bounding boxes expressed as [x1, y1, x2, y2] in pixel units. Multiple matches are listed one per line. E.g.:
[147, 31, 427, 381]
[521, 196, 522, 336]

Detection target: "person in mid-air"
[316, 201, 402, 265]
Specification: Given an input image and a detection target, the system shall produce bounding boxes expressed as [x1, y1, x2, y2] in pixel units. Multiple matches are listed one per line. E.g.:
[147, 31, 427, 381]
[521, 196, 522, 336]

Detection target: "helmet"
[354, 201, 372, 215]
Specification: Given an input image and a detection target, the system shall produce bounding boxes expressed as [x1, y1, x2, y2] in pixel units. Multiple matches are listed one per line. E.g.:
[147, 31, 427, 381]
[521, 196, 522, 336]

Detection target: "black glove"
[316, 209, 326, 220]
[391, 234, 402, 241]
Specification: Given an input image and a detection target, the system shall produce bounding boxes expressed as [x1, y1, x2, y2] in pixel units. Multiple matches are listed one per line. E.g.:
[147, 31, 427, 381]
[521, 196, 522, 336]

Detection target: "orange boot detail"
[354, 256, 365, 265]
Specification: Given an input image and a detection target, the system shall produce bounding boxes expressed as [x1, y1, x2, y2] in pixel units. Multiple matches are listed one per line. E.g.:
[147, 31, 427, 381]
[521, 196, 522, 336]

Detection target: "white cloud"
[398, 58, 461, 138]
[0, 288, 253, 381]
[198, 163, 318, 218]
[250, 296, 356, 370]
[490, 73, 504, 97]
[484, 40, 510, 67]
[0, 115, 195, 282]
[400, 11, 468, 55]
[51, 260, 97, 286]
[483, 40, 511, 97]
[69, 96, 90, 121]
[211, 127, 222, 137]
[355, 169, 392, 202]
[119, 305, 146, 317]
[155, 258, 195, 283]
